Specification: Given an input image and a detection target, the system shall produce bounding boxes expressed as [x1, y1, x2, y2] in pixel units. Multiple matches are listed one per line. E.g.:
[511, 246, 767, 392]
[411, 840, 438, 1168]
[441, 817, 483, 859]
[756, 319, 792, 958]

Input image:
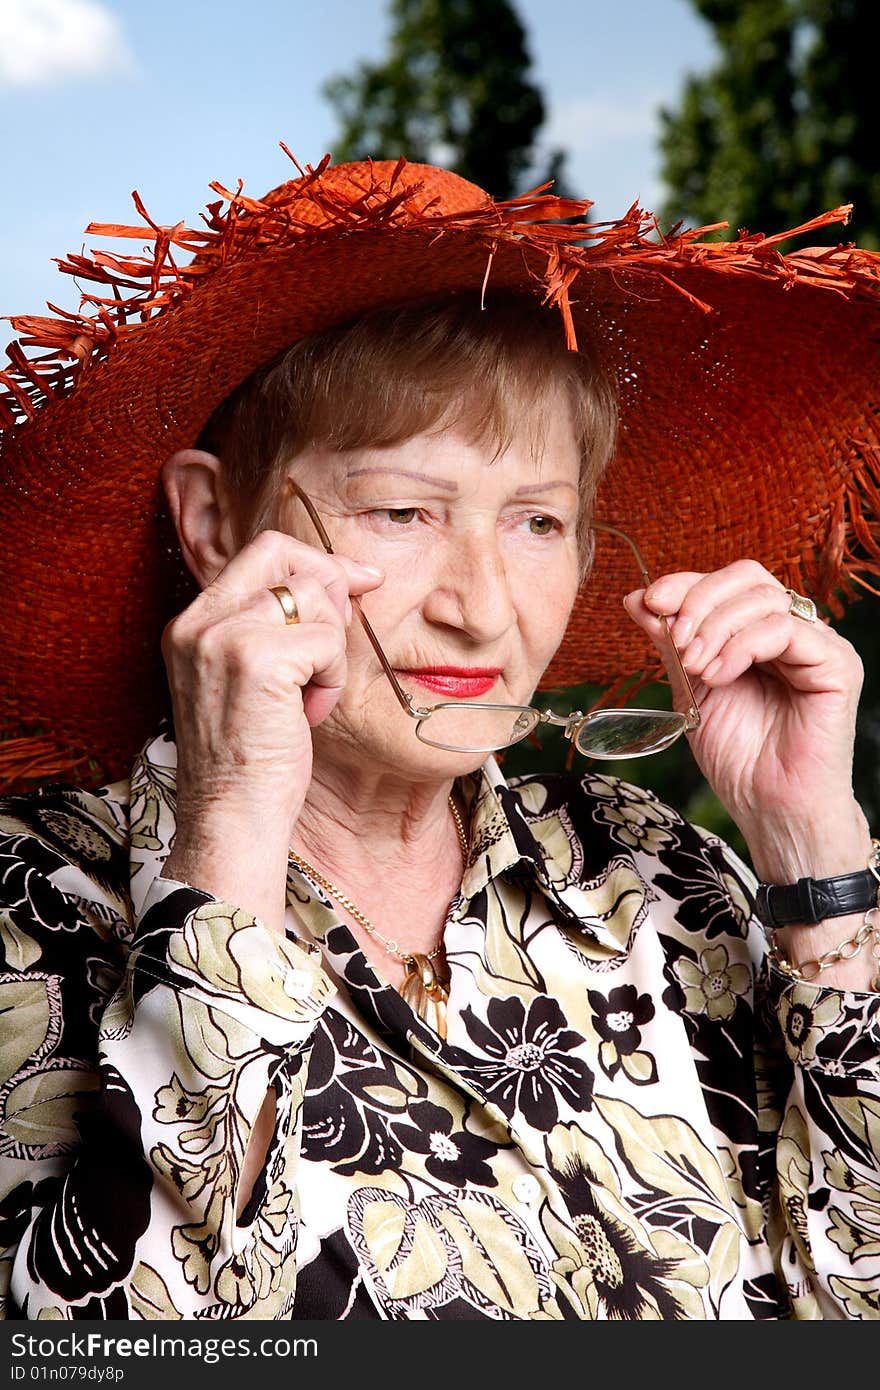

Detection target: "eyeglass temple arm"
[591, 521, 701, 729]
[285, 480, 425, 720]
[284, 484, 700, 732]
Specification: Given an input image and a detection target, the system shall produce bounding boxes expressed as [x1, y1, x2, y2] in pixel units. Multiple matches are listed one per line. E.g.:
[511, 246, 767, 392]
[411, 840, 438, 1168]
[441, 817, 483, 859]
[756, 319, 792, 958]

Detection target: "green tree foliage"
[322, 0, 566, 199]
[658, 0, 880, 249]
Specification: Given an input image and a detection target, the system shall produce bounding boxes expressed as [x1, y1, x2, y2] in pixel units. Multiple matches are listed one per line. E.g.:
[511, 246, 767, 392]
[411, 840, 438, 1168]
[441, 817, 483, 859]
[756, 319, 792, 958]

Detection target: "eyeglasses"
[285, 479, 701, 759]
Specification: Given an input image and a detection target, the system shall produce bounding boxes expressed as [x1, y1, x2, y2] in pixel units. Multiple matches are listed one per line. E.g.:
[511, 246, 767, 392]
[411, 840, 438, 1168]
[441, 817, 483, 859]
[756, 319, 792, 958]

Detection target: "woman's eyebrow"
[514, 480, 579, 495]
[346, 466, 459, 492]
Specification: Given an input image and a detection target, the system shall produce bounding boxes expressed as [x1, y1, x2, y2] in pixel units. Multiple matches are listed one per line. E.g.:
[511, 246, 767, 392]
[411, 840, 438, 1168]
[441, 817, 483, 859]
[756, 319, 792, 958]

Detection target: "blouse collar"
[128, 716, 635, 958]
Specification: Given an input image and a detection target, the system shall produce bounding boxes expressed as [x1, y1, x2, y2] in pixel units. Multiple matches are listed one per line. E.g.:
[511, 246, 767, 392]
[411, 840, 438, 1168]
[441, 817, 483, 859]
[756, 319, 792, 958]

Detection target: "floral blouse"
[1, 716, 879, 1321]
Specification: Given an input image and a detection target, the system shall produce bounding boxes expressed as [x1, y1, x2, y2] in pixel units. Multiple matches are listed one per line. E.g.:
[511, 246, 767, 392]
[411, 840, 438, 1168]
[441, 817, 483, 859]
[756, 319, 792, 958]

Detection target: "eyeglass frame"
[284, 478, 702, 758]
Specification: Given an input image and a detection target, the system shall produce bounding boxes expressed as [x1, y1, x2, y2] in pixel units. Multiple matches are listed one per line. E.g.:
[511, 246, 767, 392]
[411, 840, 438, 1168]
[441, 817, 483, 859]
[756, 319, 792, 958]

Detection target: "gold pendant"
[399, 953, 449, 1039]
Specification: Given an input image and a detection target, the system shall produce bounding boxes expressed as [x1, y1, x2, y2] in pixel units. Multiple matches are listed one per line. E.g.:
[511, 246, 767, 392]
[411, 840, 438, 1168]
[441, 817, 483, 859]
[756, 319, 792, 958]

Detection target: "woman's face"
[280, 403, 583, 781]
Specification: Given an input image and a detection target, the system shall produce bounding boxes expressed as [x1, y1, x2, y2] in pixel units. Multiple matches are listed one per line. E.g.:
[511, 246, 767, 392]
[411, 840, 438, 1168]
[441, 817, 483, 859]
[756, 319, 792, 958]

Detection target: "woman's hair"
[197, 293, 619, 575]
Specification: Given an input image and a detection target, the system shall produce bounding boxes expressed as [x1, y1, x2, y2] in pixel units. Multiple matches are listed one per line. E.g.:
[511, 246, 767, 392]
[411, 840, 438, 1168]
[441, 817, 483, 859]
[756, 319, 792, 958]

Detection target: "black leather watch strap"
[755, 868, 880, 929]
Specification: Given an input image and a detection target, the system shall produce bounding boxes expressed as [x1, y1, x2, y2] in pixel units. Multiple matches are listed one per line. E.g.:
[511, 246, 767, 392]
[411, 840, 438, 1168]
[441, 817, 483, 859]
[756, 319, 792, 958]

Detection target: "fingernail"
[684, 636, 703, 665]
[359, 563, 384, 578]
[702, 656, 722, 679]
[673, 616, 693, 644]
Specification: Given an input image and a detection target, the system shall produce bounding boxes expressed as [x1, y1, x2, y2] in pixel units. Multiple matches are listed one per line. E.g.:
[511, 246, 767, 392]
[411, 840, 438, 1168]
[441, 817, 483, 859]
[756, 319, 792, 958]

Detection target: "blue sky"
[0, 0, 716, 350]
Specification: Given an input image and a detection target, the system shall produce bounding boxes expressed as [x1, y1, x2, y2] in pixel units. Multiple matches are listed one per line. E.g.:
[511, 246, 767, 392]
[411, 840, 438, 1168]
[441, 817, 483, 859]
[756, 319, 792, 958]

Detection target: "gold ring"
[784, 588, 817, 623]
[268, 584, 300, 625]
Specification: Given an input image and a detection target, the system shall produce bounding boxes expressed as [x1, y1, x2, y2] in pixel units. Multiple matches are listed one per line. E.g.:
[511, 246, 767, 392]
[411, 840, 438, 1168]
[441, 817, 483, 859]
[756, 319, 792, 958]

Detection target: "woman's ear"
[160, 449, 244, 589]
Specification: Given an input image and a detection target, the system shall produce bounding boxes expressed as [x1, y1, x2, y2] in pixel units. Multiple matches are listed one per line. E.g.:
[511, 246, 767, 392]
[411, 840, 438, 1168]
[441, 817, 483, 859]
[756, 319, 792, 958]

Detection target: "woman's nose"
[422, 532, 516, 642]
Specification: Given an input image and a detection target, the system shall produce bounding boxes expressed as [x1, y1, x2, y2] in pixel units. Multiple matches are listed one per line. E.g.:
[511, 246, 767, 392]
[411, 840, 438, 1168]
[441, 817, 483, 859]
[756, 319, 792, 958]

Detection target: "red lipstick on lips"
[399, 666, 501, 698]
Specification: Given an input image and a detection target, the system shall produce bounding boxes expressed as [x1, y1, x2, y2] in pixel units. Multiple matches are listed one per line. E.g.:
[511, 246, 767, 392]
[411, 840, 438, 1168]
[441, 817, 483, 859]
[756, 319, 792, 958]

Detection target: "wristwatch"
[755, 844, 880, 929]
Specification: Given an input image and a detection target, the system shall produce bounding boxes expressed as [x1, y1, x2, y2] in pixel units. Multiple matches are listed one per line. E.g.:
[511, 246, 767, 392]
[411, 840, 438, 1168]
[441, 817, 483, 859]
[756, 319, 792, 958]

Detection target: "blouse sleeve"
[0, 828, 335, 1320]
[761, 967, 880, 1319]
[711, 832, 880, 1320]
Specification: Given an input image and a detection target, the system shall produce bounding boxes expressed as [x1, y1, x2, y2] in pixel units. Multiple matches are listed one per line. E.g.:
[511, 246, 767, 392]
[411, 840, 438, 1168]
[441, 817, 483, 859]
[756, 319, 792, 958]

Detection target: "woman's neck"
[289, 760, 467, 981]
[291, 759, 461, 888]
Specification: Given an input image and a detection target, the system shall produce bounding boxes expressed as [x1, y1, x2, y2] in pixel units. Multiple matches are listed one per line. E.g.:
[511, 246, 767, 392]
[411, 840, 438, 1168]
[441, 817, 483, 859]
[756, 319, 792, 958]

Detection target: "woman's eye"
[384, 508, 418, 524]
[526, 514, 557, 536]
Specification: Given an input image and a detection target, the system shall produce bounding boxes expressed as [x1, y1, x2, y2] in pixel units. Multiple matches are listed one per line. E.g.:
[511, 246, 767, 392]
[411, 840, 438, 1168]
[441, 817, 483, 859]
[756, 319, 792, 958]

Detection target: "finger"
[262, 575, 346, 637]
[672, 584, 810, 675]
[621, 591, 700, 712]
[281, 620, 350, 695]
[637, 559, 785, 646]
[258, 582, 351, 698]
[695, 611, 806, 684]
[301, 677, 346, 728]
[205, 529, 384, 621]
[623, 588, 680, 645]
[235, 618, 350, 704]
[624, 580, 833, 684]
[699, 613, 863, 694]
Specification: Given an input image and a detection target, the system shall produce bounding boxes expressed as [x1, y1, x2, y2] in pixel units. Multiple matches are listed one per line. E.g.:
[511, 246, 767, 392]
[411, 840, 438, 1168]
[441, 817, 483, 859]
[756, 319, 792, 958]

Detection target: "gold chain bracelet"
[766, 837, 880, 988]
[767, 906, 880, 986]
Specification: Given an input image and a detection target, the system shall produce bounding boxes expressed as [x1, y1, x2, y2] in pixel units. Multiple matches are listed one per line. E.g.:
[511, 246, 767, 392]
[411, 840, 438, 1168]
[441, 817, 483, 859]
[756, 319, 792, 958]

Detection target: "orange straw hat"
[3, 150, 880, 793]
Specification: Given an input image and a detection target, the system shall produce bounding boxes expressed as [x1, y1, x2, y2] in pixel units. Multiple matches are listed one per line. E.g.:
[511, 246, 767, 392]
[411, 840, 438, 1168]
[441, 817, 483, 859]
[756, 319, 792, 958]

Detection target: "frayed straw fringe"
[0, 734, 102, 791]
[2, 151, 879, 427]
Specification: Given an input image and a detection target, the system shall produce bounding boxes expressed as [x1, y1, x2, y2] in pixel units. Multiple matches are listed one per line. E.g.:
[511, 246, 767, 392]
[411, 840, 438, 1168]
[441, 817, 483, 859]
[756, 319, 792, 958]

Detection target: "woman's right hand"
[161, 528, 384, 841]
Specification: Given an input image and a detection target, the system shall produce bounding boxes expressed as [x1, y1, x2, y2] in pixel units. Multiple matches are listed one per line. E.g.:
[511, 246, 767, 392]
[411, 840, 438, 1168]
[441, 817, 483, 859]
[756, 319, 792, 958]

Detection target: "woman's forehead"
[295, 414, 582, 493]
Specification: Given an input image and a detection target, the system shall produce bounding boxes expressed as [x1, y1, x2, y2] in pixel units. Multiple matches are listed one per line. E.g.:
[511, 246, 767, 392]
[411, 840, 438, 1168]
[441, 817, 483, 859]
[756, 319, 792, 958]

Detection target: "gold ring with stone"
[784, 588, 817, 623]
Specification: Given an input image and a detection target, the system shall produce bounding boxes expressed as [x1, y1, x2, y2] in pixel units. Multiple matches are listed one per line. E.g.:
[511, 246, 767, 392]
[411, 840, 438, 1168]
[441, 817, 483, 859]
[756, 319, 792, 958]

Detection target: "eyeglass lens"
[572, 708, 687, 758]
[415, 704, 541, 753]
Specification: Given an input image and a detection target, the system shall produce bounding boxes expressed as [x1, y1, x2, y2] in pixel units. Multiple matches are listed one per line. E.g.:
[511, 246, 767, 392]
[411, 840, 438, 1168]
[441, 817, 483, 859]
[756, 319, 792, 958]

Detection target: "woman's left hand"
[623, 558, 865, 842]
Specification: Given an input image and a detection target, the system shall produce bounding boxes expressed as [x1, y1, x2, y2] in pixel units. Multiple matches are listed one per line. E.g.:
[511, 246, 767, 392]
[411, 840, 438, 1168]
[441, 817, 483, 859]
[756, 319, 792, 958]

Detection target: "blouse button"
[283, 966, 313, 999]
[512, 1174, 541, 1205]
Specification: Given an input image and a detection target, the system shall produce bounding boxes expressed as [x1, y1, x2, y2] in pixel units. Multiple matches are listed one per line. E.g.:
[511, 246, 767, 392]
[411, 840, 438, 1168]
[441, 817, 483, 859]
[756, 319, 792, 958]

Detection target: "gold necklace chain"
[287, 794, 469, 966]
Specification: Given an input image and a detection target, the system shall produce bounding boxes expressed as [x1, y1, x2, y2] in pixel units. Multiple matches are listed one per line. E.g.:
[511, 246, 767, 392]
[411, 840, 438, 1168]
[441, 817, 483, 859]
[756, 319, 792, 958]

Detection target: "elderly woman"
[1, 157, 880, 1321]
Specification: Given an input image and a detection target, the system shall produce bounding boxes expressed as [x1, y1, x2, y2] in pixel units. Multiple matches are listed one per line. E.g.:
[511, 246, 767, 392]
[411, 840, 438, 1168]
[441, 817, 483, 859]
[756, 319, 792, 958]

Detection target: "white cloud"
[546, 91, 668, 155]
[0, 0, 135, 88]
[539, 89, 674, 216]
